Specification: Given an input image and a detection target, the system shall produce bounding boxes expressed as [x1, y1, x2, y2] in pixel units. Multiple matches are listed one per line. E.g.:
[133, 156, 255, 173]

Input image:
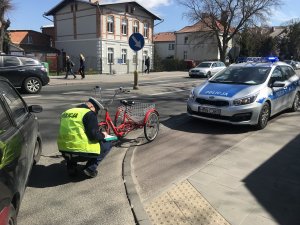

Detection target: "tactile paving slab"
[145, 180, 230, 225]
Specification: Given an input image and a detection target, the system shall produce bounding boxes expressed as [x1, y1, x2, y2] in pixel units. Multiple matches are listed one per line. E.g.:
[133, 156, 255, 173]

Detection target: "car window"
[212, 63, 217, 67]
[197, 62, 212, 68]
[19, 57, 40, 66]
[270, 67, 286, 82]
[280, 66, 296, 79]
[0, 82, 28, 125]
[3, 56, 21, 67]
[0, 103, 11, 135]
[210, 66, 270, 85]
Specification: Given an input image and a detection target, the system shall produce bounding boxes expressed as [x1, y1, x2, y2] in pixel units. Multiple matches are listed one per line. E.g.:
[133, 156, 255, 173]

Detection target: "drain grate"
[145, 180, 230, 225]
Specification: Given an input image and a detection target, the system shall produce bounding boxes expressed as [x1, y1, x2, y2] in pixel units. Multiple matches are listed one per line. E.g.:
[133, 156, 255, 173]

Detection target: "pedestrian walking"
[65, 55, 76, 79]
[78, 53, 85, 79]
[144, 56, 150, 74]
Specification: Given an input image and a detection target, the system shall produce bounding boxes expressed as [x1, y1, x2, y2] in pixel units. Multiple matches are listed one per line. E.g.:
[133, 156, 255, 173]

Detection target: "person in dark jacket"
[78, 53, 85, 79]
[57, 97, 112, 178]
[144, 56, 150, 74]
[65, 55, 76, 79]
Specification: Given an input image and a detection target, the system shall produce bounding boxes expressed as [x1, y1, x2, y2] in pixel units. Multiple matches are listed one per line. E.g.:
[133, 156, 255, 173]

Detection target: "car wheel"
[256, 102, 270, 130]
[206, 71, 211, 78]
[8, 204, 17, 225]
[33, 138, 42, 165]
[290, 92, 299, 112]
[23, 77, 42, 94]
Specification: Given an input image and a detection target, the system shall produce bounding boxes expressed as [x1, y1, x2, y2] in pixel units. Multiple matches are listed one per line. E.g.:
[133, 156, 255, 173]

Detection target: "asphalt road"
[18, 72, 299, 225]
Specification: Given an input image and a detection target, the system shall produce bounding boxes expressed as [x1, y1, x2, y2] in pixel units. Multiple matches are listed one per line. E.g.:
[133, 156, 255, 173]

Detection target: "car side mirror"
[28, 105, 43, 113]
[271, 81, 285, 88]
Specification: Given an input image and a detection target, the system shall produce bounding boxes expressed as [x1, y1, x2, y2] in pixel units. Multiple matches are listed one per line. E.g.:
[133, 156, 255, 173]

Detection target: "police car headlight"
[189, 89, 195, 99]
[233, 94, 258, 106]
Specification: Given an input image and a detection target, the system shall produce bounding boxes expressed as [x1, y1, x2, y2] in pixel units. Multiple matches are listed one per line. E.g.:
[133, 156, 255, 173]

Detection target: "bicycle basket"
[117, 102, 155, 123]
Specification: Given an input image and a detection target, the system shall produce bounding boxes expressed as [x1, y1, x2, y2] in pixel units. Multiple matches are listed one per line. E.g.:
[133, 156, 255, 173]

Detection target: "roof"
[153, 32, 175, 42]
[19, 44, 60, 54]
[45, 0, 161, 20]
[176, 19, 234, 34]
[177, 21, 212, 33]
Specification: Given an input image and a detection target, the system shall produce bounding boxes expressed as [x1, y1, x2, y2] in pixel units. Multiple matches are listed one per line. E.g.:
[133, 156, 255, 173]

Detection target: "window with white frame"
[183, 51, 187, 60]
[143, 22, 148, 38]
[121, 18, 128, 35]
[108, 48, 114, 64]
[168, 43, 174, 50]
[133, 21, 139, 33]
[107, 16, 114, 33]
[121, 49, 127, 64]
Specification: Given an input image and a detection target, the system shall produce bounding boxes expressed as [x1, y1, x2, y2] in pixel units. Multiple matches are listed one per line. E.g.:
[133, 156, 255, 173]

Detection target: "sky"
[7, 0, 300, 34]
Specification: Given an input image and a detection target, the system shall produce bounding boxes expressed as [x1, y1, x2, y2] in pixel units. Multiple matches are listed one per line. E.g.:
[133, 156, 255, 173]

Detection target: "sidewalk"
[48, 71, 187, 86]
[47, 72, 300, 225]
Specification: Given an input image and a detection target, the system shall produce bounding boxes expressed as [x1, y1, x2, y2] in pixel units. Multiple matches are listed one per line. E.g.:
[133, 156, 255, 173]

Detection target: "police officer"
[57, 97, 112, 178]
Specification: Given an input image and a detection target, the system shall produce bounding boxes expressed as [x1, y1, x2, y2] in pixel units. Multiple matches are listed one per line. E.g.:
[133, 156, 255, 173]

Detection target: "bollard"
[133, 70, 139, 90]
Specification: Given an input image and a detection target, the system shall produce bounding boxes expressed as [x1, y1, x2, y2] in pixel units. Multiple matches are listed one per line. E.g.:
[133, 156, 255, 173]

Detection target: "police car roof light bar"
[237, 56, 279, 63]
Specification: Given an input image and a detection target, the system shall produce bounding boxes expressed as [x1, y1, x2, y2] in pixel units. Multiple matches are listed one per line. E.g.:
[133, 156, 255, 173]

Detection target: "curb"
[123, 135, 152, 225]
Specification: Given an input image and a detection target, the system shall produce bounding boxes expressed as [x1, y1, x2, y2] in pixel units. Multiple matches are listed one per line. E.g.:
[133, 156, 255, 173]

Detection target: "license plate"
[198, 106, 221, 115]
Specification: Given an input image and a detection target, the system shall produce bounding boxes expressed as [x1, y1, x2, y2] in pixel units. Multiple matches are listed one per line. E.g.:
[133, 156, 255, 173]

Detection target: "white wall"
[154, 42, 175, 59]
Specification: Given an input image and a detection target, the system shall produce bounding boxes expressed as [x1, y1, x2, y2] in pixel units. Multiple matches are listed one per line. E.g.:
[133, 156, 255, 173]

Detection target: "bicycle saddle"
[120, 100, 135, 106]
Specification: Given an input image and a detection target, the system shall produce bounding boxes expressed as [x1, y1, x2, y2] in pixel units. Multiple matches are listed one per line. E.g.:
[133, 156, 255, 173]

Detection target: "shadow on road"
[243, 133, 300, 225]
[161, 113, 256, 135]
[28, 156, 87, 188]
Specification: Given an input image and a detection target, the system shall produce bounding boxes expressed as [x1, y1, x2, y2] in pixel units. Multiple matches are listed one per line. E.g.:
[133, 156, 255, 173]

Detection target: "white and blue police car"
[187, 57, 300, 129]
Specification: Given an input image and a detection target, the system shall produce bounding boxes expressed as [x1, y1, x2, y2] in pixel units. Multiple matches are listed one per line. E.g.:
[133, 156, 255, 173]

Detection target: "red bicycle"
[95, 86, 160, 142]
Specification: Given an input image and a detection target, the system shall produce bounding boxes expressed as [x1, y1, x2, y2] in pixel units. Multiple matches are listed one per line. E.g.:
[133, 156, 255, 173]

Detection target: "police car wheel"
[256, 102, 270, 130]
[290, 92, 299, 112]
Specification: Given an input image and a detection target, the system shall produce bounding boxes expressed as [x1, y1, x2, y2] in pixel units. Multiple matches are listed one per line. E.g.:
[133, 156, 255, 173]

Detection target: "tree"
[0, 0, 12, 52]
[278, 21, 300, 60]
[177, 0, 282, 62]
[239, 26, 277, 57]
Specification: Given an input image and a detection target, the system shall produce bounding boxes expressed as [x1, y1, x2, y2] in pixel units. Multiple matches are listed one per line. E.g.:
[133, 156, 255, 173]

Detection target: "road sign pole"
[129, 33, 144, 90]
[133, 51, 138, 90]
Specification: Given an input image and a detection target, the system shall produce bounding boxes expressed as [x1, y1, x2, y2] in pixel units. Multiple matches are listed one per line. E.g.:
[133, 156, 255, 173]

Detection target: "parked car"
[283, 60, 297, 70]
[187, 58, 300, 129]
[0, 77, 43, 224]
[0, 55, 50, 94]
[189, 61, 226, 78]
[294, 61, 300, 70]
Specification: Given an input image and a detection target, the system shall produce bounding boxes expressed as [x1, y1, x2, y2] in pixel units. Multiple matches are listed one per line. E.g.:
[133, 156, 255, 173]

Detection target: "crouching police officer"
[57, 97, 112, 178]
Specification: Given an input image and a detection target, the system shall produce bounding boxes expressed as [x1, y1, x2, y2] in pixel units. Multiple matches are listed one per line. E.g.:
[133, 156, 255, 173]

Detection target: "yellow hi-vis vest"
[57, 108, 100, 154]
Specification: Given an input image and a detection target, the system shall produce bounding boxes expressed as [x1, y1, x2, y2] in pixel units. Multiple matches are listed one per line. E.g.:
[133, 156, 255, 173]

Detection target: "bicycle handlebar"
[93, 86, 130, 108]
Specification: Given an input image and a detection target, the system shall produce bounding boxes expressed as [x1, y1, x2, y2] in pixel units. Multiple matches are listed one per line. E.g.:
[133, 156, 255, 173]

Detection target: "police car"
[187, 57, 300, 129]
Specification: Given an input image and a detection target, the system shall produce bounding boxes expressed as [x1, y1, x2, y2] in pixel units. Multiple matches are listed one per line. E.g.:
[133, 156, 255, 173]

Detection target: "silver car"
[189, 61, 226, 78]
[187, 60, 300, 129]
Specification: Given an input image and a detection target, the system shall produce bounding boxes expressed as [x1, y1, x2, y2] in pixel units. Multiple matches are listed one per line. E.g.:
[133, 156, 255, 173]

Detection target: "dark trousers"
[79, 66, 85, 78]
[65, 68, 76, 78]
[144, 65, 150, 74]
[85, 141, 112, 171]
[62, 141, 113, 172]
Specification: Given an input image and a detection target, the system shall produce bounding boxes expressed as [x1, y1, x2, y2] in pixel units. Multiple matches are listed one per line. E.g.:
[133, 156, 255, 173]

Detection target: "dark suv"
[0, 77, 43, 224]
[0, 55, 50, 94]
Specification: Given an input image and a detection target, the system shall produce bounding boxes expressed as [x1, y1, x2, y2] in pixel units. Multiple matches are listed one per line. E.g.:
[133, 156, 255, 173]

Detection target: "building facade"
[154, 21, 233, 63]
[45, 0, 161, 74]
[153, 32, 176, 59]
[8, 30, 59, 72]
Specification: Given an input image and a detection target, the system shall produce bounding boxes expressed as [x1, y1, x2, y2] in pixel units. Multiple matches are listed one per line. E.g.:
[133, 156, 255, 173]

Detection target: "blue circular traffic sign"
[129, 33, 145, 51]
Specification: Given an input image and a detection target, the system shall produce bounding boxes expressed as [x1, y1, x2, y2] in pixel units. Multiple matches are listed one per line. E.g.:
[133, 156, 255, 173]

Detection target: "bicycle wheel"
[144, 112, 159, 142]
